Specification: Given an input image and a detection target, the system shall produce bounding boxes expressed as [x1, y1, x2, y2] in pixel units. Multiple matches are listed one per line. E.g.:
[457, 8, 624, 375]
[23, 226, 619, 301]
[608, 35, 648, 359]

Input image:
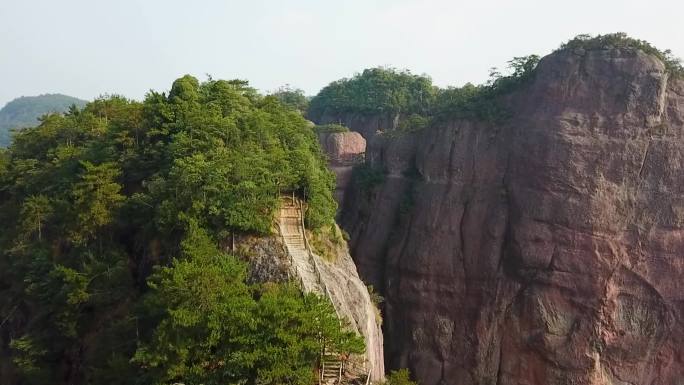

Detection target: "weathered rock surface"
[340, 48, 684, 385]
[318, 131, 367, 164]
[318, 132, 366, 207]
[236, 200, 385, 382]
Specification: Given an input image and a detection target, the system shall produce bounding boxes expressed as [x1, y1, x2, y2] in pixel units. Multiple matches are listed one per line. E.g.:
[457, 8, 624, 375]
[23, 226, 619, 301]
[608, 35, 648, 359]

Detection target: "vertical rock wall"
[340, 48, 684, 385]
[318, 131, 366, 208]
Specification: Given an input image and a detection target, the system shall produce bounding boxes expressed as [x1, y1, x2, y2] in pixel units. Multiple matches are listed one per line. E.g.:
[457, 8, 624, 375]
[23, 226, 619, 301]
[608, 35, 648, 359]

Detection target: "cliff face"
[341, 48, 684, 385]
[237, 207, 385, 381]
[318, 131, 366, 207]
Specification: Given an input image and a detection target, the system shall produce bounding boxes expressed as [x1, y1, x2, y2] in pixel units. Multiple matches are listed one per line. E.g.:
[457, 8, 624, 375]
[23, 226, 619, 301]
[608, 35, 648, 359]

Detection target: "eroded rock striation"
[340, 48, 684, 384]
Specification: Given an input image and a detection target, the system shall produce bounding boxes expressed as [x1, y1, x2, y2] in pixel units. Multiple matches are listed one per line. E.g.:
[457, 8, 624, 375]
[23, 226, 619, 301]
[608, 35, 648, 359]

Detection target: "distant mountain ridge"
[0, 94, 87, 146]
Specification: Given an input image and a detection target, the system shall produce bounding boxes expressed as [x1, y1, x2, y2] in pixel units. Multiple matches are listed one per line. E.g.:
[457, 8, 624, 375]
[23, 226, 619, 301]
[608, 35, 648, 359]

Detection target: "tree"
[71, 161, 125, 244]
[307, 67, 435, 121]
[271, 84, 309, 113]
[0, 75, 344, 385]
[134, 226, 363, 385]
[20, 195, 52, 241]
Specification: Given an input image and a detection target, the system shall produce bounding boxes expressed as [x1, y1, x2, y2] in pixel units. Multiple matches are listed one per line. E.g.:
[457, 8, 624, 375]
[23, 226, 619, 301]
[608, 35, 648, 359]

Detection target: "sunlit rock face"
[232, 231, 385, 382]
[340, 48, 684, 385]
[318, 131, 366, 207]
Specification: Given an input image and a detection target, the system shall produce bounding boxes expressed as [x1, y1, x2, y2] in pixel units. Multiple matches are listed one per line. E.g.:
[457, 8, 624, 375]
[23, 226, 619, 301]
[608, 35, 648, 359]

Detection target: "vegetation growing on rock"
[308, 57, 541, 127]
[314, 123, 351, 133]
[309, 34, 682, 130]
[382, 369, 419, 385]
[307, 67, 435, 121]
[558, 32, 684, 77]
[0, 76, 358, 385]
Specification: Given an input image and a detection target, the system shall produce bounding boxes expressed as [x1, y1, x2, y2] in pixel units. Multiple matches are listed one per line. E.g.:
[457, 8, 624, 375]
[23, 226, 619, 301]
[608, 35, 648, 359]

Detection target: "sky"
[1, 0, 682, 107]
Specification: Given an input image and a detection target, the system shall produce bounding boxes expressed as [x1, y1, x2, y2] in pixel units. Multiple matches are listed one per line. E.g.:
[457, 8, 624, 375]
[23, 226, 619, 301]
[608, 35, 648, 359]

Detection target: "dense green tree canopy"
[307, 67, 436, 121]
[308, 34, 681, 131]
[270, 85, 310, 114]
[0, 94, 87, 147]
[307, 59, 541, 128]
[0, 76, 354, 385]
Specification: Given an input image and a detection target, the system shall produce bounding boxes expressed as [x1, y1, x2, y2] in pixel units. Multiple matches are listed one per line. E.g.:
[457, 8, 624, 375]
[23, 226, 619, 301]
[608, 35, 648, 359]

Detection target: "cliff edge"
[341, 47, 684, 385]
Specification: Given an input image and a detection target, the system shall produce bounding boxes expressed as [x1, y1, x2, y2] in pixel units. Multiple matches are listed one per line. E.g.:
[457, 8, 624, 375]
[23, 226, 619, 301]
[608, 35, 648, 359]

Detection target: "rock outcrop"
[318, 132, 366, 208]
[245, 197, 385, 382]
[340, 48, 684, 385]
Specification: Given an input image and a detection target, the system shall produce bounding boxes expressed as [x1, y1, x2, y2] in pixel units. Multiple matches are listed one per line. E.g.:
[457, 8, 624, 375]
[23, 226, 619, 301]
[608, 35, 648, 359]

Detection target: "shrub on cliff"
[433, 55, 540, 123]
[315, 123, 350, 133]
[382, 369, 419, 385]
[559, 33, 684, 77]
[353, 163, 386, 194]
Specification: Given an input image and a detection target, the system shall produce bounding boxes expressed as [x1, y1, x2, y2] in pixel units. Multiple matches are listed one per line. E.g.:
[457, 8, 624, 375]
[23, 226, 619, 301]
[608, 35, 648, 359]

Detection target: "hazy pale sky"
[1, 0, 682, 107]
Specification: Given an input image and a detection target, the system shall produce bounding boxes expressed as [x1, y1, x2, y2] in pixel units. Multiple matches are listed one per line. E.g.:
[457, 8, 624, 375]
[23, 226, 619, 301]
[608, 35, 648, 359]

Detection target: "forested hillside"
[0, 94, 87, 147]
[0, 76, 361, 385]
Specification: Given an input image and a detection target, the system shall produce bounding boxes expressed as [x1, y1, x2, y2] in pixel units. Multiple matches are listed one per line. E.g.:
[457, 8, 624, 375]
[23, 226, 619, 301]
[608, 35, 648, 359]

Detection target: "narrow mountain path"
[278, 196, 323, 293]
[277, 196, 360, 385]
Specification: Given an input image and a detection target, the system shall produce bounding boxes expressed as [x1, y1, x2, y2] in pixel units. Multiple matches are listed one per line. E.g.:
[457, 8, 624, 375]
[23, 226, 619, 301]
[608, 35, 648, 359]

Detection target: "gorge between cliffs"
[323, 47, 684, 385]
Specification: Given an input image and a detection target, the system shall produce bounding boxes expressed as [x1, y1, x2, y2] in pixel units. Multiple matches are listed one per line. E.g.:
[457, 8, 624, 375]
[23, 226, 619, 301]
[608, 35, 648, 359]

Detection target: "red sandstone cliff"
[318, 131, 366, 208]
[340, 48, 684, 385]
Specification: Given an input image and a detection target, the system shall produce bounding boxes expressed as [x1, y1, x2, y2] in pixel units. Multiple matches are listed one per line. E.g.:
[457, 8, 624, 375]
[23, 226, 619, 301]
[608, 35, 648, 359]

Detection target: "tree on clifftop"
[0, 75, 355, 385]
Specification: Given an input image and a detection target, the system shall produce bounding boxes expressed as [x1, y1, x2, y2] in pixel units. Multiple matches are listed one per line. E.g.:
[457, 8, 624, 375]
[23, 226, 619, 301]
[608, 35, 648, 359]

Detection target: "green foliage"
[383, 369, 419, 385]
[353, 163, 386, 194]
[19, 195, 52, 241]
[270, 84, 310, 113]
[397, 114, 429, 132]
[309, 58, 540, 128]
[0, 94, 87, 147]
[314, 123, 350, 134]
[308, 67, 435, 121]
[308, 224, 347, 262]
[386, 114, 430, 138]
[71, 161, 125, 244]
[559, 33, 684, 77]
[433, 55, 540, 123]
[367, 285, 384, 307]
[0, 76, 343, 384]
[134, 225, 363, 385]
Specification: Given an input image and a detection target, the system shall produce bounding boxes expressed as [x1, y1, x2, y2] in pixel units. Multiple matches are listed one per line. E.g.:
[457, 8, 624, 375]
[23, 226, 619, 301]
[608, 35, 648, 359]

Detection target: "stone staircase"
[278, 197, 323, 293]
[278, 196, 367, 385]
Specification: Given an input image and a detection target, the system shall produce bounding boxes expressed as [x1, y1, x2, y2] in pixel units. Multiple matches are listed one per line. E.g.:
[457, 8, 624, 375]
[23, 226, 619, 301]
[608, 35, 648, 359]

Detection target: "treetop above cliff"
[307, 67, 435, 121]
[558, 33, 684, 77]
